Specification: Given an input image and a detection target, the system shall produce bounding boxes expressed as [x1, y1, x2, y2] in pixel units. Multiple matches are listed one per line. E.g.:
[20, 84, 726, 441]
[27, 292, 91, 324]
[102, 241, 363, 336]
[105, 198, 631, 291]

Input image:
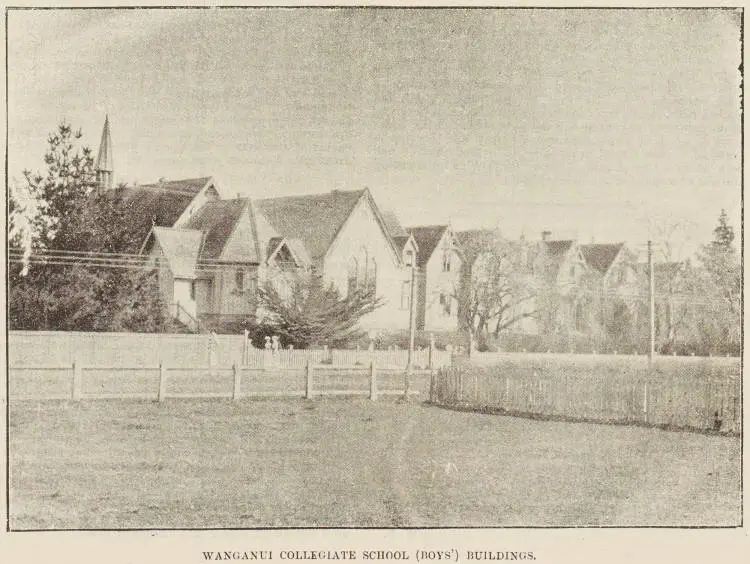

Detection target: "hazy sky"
[7, 8, 742, 258]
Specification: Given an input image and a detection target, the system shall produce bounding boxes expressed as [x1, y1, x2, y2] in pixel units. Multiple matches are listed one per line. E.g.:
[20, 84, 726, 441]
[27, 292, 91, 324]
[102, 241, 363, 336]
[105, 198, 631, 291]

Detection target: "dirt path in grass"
[9, 398, 742, 529]
[383, 408, 422, 526]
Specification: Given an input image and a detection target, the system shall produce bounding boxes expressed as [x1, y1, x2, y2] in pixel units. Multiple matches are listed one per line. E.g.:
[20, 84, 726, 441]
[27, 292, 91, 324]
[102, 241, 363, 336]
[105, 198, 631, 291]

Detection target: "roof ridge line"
[255, 188, 365, 203]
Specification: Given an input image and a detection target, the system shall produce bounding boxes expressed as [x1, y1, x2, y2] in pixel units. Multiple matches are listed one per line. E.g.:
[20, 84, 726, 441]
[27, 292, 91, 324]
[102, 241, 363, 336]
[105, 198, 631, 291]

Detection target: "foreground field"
[9, 398, 741, 529]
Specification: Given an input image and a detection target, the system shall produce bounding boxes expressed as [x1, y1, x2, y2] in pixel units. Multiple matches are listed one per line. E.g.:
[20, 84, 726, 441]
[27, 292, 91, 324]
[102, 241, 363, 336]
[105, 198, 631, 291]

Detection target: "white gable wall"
[422, 230, 463, 332]
[324, 196, 411, 332]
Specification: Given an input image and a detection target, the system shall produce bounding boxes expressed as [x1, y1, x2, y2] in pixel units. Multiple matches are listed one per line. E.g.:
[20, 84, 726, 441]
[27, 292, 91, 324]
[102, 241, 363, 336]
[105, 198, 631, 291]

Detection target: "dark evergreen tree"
[8, 122, 166, 332]
[257, 273, 382, 348]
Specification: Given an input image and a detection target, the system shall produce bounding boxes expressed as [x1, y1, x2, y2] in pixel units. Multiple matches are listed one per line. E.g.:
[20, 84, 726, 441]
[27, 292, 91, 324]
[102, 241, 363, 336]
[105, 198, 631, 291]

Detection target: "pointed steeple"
[95, 115, 114, 191]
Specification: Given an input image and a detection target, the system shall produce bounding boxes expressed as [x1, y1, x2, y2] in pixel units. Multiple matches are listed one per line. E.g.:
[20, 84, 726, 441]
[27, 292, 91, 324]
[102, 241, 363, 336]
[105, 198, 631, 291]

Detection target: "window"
[442, 253, 451, 272]
[405, 250, 414, 267]
[440, 293, 452, 316]
[401, 281, 411, 310]
[274, 278, 291, 301]
[575, 302, 585, 331]
[358, 248, 369, 287]
[616, 267, 626, 284]
[190, 280, 196, 300]
[366, 258, 377, 296]
[349, 250, 376, 297]
[235, 269, 244, 291]
[246, 277, 258, 297]
[348, 258, 358, 297]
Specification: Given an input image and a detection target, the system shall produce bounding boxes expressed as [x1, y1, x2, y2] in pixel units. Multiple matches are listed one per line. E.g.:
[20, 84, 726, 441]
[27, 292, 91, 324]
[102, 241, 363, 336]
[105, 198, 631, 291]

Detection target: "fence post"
[158, 363, 167, 402]
[369, 361, 378, 400]
[305, 361, 313, 399]
[72, 361, 82, 401]
[642, 372, 648, 424]
[243, 330, 249, 366]
[429, 368, 436, 402]
[428, 334, 435, 370]
[505, 374, 510, 410]
[232, 362, 241, 400]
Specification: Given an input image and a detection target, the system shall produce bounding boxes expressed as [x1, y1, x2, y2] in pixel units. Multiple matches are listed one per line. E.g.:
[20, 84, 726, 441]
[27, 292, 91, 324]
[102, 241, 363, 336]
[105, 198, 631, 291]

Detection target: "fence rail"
[9, 361, 430, 401]
[430, 359, 742, 434]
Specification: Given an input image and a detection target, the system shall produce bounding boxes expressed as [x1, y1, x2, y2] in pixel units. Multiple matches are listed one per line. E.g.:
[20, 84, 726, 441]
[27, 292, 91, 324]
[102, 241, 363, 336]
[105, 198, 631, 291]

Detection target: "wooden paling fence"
[9, 361, 429, 401]
[9, 330, 451, 371]
[430, 359, 741, 434]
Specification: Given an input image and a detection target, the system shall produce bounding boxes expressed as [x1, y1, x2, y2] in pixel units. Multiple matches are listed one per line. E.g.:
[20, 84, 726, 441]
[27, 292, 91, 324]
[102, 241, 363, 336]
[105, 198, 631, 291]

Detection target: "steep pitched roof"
[265, 236, 311, 267]
[185, 198, 258, 262]
[381, 209, 408, 239]
[392, 235, 411, 253]
[407, 225, 448, 268]
[138, 176, 214, 195]
[118, 177, 213, 248]
[580, 243, 624, 275]
[545, 239, 575, 258]
[151, 227, 203, 278]
[381, 210, 414, 253]
[254, 189, 365, 260]
[95, 115, 113, 172]
[654, 261, 685, 278]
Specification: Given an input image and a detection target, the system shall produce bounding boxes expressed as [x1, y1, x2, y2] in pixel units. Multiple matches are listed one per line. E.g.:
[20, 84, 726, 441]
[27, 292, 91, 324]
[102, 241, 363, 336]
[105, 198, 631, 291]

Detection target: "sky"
[7, 7, 742, 259]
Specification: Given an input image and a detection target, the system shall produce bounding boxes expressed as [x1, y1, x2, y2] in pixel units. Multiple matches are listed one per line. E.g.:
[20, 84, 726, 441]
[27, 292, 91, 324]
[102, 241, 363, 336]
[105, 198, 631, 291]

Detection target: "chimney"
[541, 230, 552, 241]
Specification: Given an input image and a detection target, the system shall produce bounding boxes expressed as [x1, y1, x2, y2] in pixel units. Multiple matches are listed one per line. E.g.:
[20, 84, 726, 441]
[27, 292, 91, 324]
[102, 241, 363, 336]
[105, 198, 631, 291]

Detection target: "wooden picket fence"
[430, 358, 742, 434]
[9, 361, 430, 401]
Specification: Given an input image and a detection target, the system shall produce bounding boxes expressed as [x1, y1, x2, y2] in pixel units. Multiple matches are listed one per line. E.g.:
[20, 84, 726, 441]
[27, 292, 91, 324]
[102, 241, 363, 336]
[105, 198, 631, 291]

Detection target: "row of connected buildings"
[94, 117, 675, 342]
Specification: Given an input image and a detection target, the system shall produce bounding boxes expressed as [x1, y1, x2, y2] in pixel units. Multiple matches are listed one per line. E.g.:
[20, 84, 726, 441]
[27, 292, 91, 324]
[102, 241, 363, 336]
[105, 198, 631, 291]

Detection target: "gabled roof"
[381, 209, 408, 239]
[185, 198, 258, 262]
[545, 239, 575, 258]
[254, 189, 365, 261]
[392, 235, 415, 253]
[407, 225, 449, 268]
[150, 227, 203, 278]
[382, 210, 416, 253]
[119, 176, 213, 248]
[266, 236, 311, 267]
[654, 261, 685, 278]
[580, 243, 624, 275]
[137, 176, 214, 195]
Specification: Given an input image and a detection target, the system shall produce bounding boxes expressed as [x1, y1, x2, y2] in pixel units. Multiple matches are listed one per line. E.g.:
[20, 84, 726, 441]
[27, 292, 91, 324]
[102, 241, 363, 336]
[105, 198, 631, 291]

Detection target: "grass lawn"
[8, 397, 741, 529]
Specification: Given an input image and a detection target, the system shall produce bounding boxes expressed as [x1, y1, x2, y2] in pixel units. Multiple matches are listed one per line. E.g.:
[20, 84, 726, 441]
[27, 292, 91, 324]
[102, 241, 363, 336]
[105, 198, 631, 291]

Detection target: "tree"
[649, 221, 695, 354]
[699, 209, 740, 313]
[455, 231, 546, 349]
[257, 273, 383, 348]
[8, 121, 166, 332]
[692, 209, 741, 353]
[20, 121, 97, 249]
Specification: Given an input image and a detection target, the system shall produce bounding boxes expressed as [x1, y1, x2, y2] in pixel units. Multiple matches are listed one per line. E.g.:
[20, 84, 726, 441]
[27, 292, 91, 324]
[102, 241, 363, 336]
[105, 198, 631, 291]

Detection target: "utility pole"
[405, 262, 417, 397]
[648, 240, 655, 369]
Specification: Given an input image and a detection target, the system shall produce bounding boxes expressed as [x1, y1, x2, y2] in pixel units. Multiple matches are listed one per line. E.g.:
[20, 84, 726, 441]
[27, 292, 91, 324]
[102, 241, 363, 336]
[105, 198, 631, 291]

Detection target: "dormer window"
[405, 250, 414, 268]
[442, 252, 451, 272]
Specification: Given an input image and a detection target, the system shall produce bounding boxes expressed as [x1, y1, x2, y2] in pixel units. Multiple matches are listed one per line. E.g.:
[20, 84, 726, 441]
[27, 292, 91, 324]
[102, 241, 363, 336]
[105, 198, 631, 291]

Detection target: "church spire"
[95, 115, 114, 191]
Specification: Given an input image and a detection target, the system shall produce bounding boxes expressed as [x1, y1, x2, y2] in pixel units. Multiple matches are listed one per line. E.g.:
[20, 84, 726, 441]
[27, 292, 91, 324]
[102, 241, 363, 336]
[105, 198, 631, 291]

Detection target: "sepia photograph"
[4, 5, 742, 534]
